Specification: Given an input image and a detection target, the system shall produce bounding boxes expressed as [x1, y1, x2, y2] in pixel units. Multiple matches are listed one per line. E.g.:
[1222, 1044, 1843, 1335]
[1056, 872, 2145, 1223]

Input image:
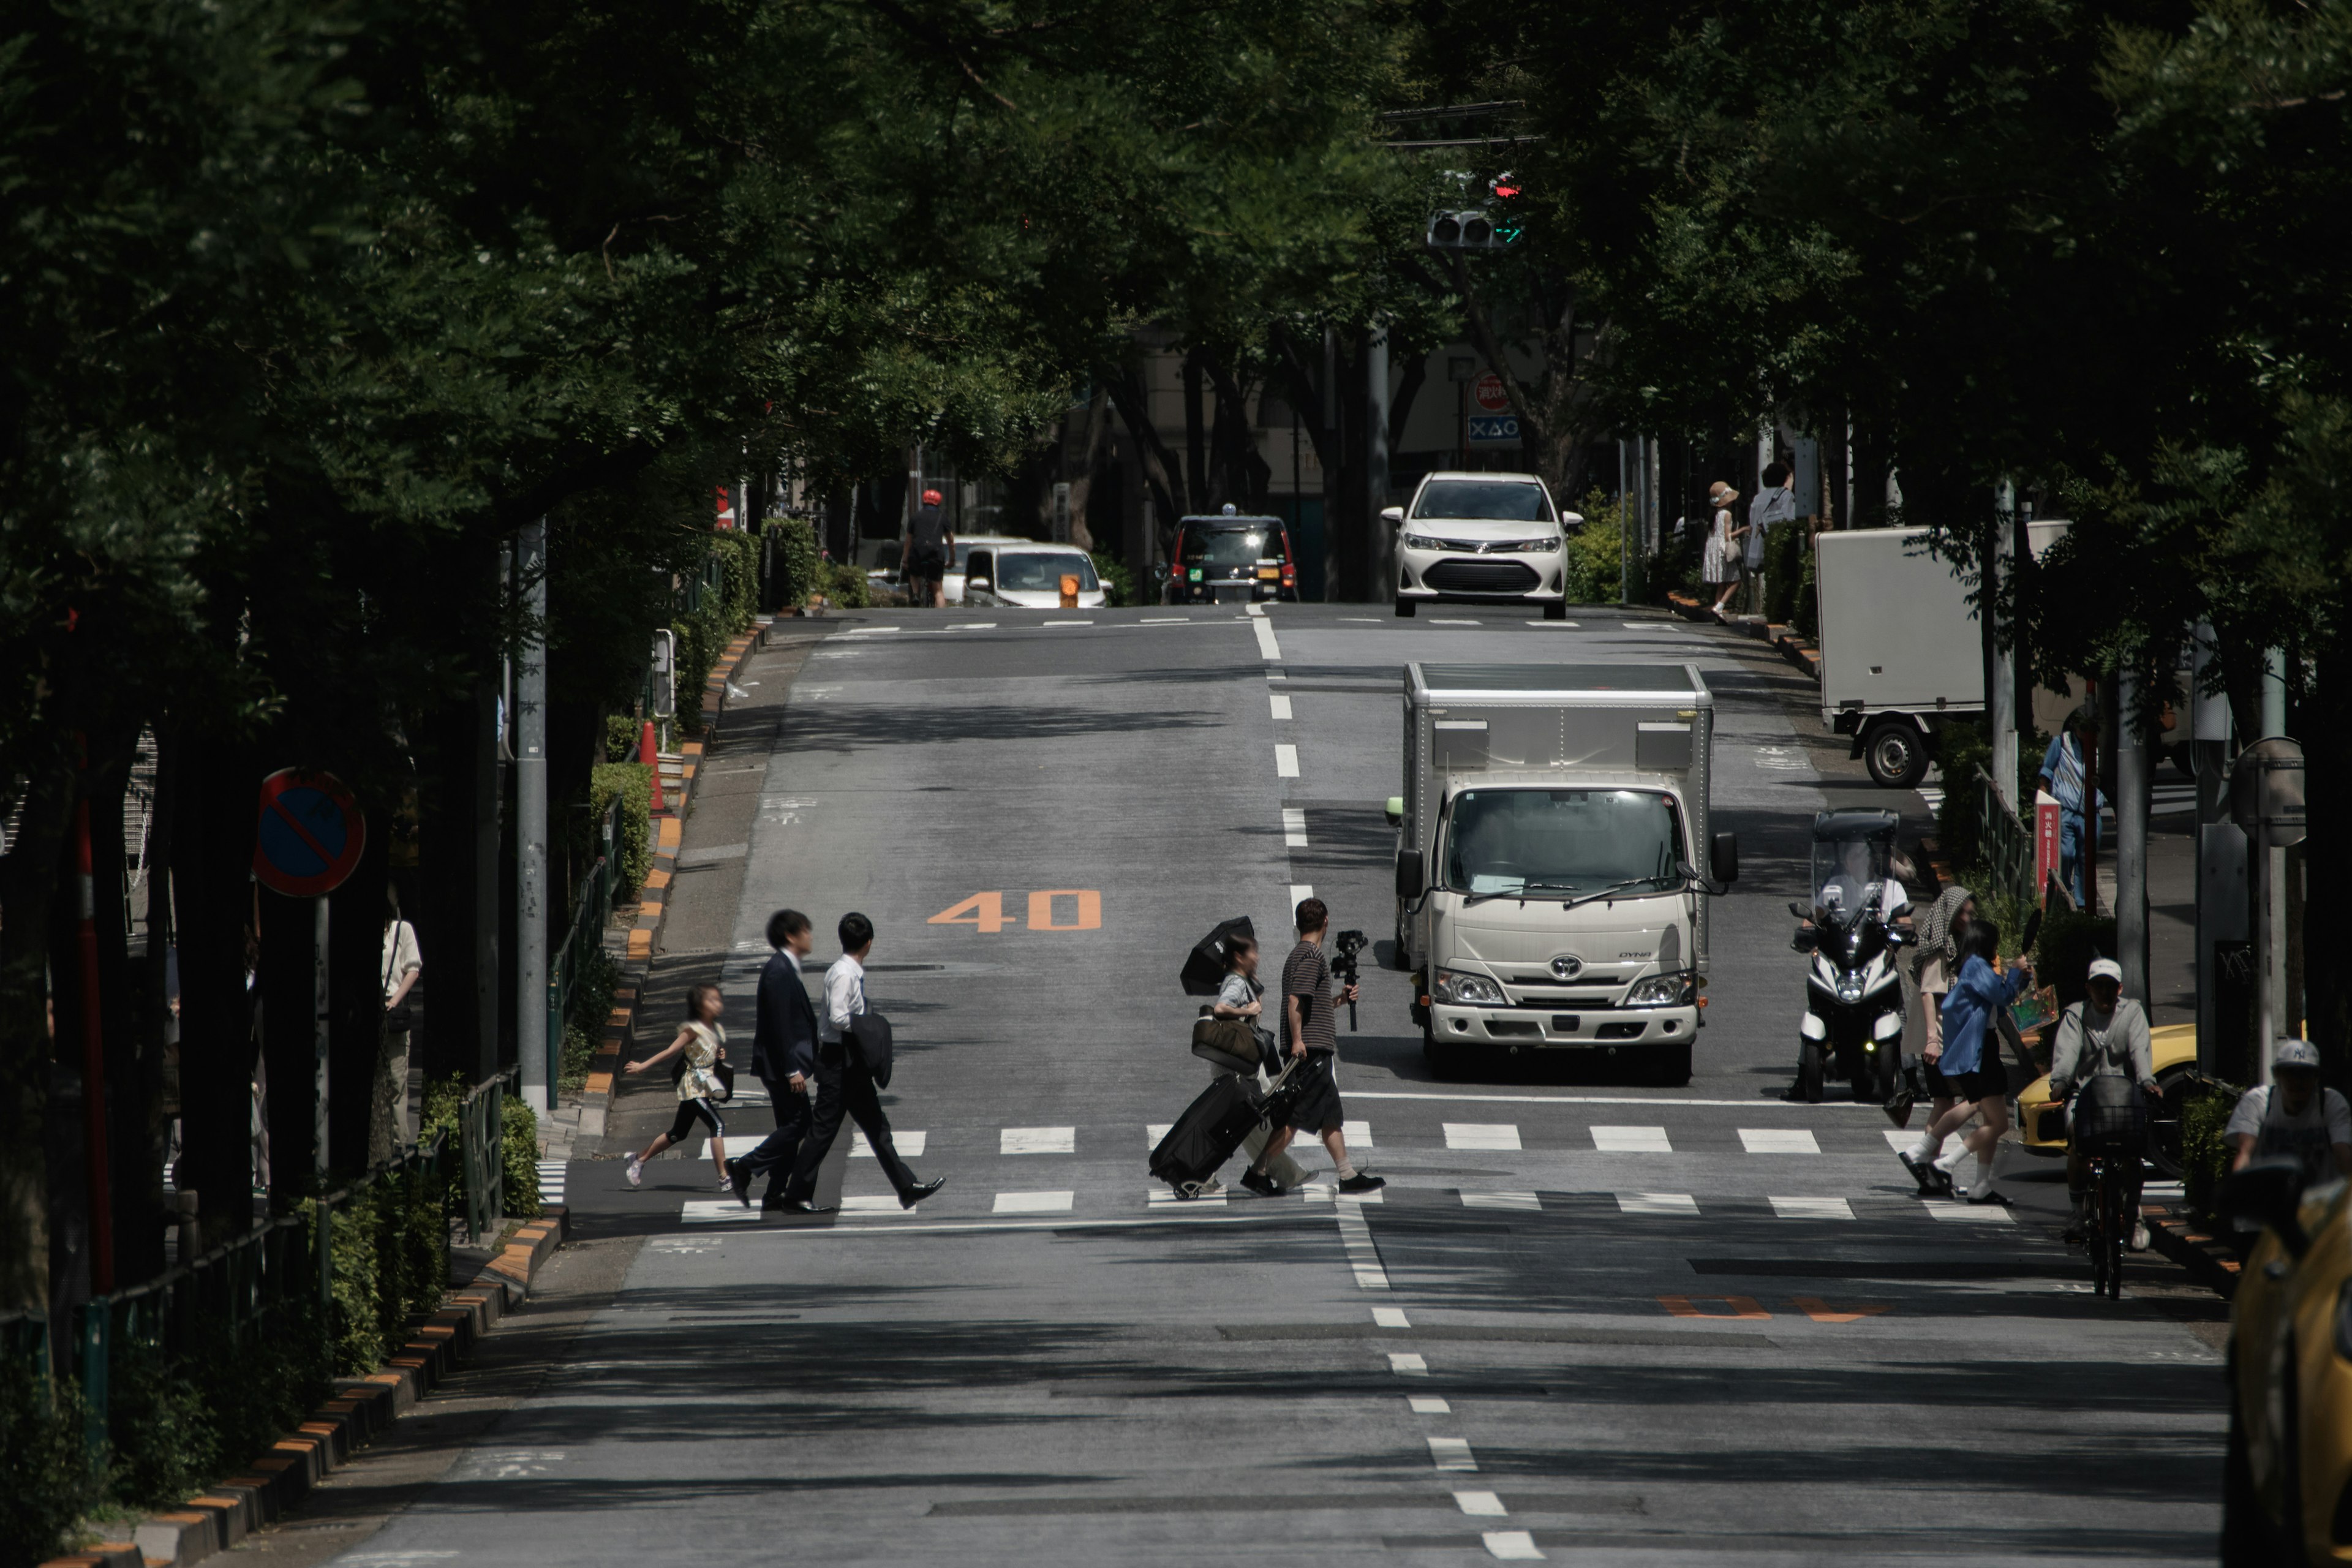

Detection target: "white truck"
[1814, 526, 1984, 788]
[1385, 663, 1738, 1084]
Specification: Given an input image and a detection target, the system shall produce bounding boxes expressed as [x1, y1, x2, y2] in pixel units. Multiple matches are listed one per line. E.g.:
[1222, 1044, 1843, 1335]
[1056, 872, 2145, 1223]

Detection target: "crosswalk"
[537, 1160, 567, 1207]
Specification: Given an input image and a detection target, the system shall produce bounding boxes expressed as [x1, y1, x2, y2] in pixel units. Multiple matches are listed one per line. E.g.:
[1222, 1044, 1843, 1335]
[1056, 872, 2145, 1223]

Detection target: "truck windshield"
[1442, 788, 1684, 897]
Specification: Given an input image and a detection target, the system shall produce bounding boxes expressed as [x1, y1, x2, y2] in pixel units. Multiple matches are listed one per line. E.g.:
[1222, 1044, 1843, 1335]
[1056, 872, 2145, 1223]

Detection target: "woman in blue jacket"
[1917, 921, 2033, 1203]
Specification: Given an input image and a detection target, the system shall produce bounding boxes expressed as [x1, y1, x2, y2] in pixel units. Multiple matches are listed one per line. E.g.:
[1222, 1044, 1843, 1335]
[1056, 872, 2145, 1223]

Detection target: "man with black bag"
[725, 909, 818, 1209]
[2049, 957, 2157, 1246]
[777, 912, 946, 1213]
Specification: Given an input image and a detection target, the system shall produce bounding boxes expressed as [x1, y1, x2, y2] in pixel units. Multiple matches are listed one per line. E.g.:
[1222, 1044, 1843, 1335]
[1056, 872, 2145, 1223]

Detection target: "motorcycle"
[1788, 810, 1913, 1104]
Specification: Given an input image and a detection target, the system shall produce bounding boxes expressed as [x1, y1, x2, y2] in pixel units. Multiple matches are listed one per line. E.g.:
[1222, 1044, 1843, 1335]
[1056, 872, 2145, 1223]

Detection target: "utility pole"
[1321, 327, 1340, 602]
[1988, 482, 2018, 812]
[1365, 324, 1392, 602]
[2191, 623, 2242, 1078]
[2116, 666, 2149, 1004]
[517, 517, 550, 1112]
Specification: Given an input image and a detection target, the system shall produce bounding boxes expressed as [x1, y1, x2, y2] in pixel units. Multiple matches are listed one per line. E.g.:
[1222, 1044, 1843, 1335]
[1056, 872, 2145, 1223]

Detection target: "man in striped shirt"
[2037, 710, 2105, 907]
[1243, 898, 1384, 1197]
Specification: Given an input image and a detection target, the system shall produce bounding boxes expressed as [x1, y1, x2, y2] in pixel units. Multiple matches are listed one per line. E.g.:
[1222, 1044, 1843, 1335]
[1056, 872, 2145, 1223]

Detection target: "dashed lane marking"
[1430, 618, 1482, 625]
[840, 1196, 913, 1215]
[1525, 620, 1581, 628]
[1412, 1396, 1452, 1415]
[1283, 807, 1308, 847]
[993, 1191, 1075, 1214]
[1388, 1352, 1430, 1376]
[1455, 1490, 1507, 1517]
[1591, 1125, 1671, 1153]
[1041, 620, 1093, 628]
[1373, 1306, 1411, 1328]
[1146, 1123, 1171, 1147]
[1336, 1202, 1389, 1289]
[1302, 1183, 1384, 1204]
[1444, 1123, 1521, 1151]
[1769, 1196, 1856, 1221]
[1741, 1128, 1823, 1154]
[1427, 1437, 1477, 1472]
[1001, 1127, 1075, 1155]
[1276, 743, 1300, 777]
[1251, 609, 1283, 661]
[853, 1131, 925, 1158]
[1138, 617, 1190, 624]
[949, 622, 996, 630]
[1926, 1200, 2016, 1224]
[1270, 692, 1293, 720]
[1461, 1191, 1540, 1210]
[1289, 883, 1315, 907]
[1484, 1529, 1545, 1560]
[1617, 1192, 1699, 1216]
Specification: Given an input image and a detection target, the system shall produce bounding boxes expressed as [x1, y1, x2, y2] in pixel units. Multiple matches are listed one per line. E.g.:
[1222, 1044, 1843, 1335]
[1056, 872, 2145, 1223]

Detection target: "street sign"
[1467, 414, 1521, 448]
[254, 769, 366, 897]
[1471, 372, 1510, 413]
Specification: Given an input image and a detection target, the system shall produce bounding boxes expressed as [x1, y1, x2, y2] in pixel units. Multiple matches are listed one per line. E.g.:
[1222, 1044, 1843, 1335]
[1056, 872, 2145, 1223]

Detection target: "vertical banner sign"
[2034, 791, 2062, 900]
[715, 484, 737, 530]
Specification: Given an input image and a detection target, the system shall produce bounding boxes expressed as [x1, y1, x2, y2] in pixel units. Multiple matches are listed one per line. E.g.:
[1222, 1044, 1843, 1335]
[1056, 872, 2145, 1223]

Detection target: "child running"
[623, 983, 731, 1189]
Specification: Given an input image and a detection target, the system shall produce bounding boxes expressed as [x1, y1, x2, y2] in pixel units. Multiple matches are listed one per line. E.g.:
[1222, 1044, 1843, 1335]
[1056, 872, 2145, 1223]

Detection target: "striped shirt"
[1283, 940, 1338, 1055]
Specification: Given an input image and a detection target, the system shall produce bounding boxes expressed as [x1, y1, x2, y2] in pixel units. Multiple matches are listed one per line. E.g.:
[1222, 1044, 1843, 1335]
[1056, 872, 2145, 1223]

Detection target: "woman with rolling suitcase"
[1210, 934, 1306, 1194]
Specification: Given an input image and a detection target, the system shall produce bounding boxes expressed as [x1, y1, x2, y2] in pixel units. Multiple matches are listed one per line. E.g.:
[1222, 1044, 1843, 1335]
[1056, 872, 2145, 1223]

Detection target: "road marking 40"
[928, 891, 1102, 932]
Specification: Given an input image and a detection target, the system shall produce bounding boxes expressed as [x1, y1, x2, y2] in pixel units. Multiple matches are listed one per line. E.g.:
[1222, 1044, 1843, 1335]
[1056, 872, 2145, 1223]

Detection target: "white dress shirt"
[821, 953, 866, 1043]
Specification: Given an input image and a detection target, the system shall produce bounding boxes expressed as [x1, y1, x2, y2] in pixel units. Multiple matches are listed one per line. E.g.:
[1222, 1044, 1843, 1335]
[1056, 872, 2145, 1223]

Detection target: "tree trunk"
[172, 731, 260, 1250]
[328, 815, 390, 1176]
[0, 749, 74, 1316]
[85, 742, 156, 1287]
[1181, 349, 1210, 516]
[1106, 361, 1186, 537]
[1066, 390, 1112, 552]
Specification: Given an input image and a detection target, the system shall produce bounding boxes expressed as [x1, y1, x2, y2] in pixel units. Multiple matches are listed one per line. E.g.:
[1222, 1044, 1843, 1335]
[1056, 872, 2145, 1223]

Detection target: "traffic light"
[1425, 174, 1522, 251]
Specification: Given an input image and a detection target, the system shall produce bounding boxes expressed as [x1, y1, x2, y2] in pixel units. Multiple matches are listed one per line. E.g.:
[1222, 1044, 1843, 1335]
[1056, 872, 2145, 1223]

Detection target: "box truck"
[1813, 527, 1985, 788]
[1385, 663, 1738, 1083]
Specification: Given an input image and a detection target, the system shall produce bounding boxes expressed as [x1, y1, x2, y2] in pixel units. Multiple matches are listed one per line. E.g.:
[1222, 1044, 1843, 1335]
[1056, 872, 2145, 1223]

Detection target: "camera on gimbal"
[1332, 928, 1368, 1031]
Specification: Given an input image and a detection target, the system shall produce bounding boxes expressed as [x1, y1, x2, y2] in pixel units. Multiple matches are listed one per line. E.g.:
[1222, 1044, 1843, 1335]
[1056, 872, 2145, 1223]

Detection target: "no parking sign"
[254, 769, 366, 897]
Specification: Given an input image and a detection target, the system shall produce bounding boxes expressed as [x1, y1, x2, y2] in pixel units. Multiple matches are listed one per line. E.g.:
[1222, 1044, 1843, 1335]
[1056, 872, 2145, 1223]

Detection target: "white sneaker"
[2132, 1220, 2149, 1252]
[625, 1155, 643, 1188]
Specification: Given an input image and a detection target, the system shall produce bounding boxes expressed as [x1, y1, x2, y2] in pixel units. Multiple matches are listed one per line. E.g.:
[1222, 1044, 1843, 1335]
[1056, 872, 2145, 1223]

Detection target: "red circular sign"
[254, 769, 366, 897]
[1471, 371, 1510, 413]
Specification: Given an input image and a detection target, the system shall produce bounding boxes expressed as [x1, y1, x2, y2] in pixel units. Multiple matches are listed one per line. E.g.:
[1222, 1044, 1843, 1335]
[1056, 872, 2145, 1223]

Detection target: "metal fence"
[547, 791, 624, 1096]
[459, 1072, 511, 1244]
[1973, 766, 2037, 905]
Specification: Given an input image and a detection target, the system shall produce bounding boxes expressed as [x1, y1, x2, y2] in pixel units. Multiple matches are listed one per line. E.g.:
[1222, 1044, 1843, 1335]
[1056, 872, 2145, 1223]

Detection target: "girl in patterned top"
[624, 984, 731, 1190]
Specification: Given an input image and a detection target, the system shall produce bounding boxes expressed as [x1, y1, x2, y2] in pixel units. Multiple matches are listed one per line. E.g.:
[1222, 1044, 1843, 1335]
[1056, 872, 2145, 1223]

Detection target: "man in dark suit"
[725, 909, 818, 1208]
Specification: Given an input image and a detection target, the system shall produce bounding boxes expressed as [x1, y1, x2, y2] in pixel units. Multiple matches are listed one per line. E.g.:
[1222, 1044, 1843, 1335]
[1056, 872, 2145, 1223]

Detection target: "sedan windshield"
[997, 552, 1099, 592]
[1414, 481, 1553, 522]
[1442, 788, 1684, 896]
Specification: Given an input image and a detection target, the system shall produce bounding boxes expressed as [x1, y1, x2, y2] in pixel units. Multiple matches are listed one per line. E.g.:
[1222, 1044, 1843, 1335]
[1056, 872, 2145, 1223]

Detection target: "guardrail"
[459, 1072, 511, 1244]
[1973, 765, 2036, 905]
[547, 792, 623, 1095]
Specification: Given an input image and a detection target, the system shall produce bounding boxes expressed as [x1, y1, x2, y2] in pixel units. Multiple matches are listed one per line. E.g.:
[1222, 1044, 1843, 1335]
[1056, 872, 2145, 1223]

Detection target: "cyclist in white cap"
[2049, 957, 2156, 1245]
[2227, 1038, 2352, 1186]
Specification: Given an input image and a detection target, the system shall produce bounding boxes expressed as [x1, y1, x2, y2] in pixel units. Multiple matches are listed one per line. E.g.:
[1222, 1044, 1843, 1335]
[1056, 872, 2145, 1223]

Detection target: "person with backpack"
[2048, 957, 2157, 1246]
[624, 984, 732, 1191]
[777, 913, 946, 1213]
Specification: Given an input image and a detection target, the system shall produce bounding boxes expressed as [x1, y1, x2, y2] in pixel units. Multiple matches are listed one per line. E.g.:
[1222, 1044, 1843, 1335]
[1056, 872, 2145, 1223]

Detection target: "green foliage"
[2183, 1082, 2245, 1226]
[326, 1166, 448, 1379]
[1764, 519, 1807, 627]
[713, 532, 761, 634]
[1933, 721, 1994, 870]
[590, 763, 653, 900]
[561, 944, 622, 1093]
[605, 714, 643, 764]
[103, 1335, 213, 1509]
[821, 560, 870, 609]
[502, 1098, 542, 1221]
[1562, 488, 1624, 605]
[0, 1360, 101, 1568]
[771, 519, 822, 608]
[1090, 552, 1136, 608]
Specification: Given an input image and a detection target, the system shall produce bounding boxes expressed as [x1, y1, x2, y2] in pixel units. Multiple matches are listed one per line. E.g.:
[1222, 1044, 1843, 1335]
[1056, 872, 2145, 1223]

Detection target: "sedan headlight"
[1515, 536, 1562, 553]
[1401, 532, 1444, 551]
[1433, 968, 1504, 1006]
[1623, 971, 1695, 1008]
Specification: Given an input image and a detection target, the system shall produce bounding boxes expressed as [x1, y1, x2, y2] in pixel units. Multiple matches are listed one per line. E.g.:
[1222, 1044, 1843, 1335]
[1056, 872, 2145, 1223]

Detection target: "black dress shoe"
[727, 1160, 754, 1208]
[782, 1198, 835, 1213]
[900, 1177, 946, 1209]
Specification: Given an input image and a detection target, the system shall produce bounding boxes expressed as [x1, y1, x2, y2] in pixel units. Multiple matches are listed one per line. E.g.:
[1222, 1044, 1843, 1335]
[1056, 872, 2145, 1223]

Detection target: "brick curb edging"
[1667, 592, 1820, 674]
[576, 616, 773, 1141]
[2143, 1206, 2241, 1300]
[47, 1208, 571, 1568]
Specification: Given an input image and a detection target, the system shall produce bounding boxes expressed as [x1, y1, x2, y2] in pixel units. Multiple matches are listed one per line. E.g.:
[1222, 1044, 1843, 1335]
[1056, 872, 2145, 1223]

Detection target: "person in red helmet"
[905, 487, 954, 608]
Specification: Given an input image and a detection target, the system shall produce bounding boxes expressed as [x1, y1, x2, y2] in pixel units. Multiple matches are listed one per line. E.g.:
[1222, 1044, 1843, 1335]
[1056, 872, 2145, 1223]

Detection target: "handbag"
[1191, 1014, 1261, 1074]
[711, 1053, 736, 1102]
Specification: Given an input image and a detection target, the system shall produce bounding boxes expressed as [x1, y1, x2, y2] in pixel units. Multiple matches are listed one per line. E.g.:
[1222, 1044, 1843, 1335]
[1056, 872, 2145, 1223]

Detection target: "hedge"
[420, 1075, 541, 1223]
[1563, 488, 1625, 605]
[1091, 551, 1135, 607]
[0, 1360, 101, 1568]
[560, 943, 621, 1091]
[772, 518, 821, 607]
[2183, 1082, 2245, 1226]
[590, 761, 652, 900]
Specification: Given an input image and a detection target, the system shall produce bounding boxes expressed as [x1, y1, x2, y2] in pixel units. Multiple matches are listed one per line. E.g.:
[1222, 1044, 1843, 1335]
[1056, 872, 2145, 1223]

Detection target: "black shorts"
[666, 1097, 725, 1142]
[907, 546, 945, 582]
[1942, 1063, 2003, 1102]
[1284, 1052, 1344, 1134]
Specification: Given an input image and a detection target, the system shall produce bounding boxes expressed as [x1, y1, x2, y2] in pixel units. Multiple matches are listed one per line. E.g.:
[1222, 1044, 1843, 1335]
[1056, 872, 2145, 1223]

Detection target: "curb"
[2144, 1206, 2241, 1300]
[50, 1208, 571, 1568]
[575, 616, 773, 1143]
[1665, 592, 1820, 673]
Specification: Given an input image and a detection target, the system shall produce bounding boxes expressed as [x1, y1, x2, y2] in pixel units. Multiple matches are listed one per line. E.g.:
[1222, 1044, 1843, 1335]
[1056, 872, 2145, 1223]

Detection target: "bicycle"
[2079, 1142, 2133, 1298]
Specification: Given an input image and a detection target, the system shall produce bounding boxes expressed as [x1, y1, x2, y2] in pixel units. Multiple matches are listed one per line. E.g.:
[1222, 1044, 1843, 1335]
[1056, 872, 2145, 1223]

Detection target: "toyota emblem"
[1550, 956, 1583, 979]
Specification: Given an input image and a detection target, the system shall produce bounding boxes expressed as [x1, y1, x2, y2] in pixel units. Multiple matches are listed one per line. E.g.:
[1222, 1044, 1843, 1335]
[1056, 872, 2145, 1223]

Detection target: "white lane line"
[1283, 807, 1308, 847]
[1455, 1490, 1507, 1517]
[1302, 1183, 1384, 1205]
[1042, 620, 1095, 628]
[1373, 1306, 1411, 1328]
[1275, 743, 1300, 777]
[840, 1196, 914, 1215]
[949, 622, 996, 630]
[1336, 1201, 1389, 1289]
[1926, 1200, 2015, 1224]
[1444, 1123, 1521, 1151]
[1270, 692, 1293, 720]
[1484, 1530, 1545, 1561]
[1147, 1123, 1172, 1147]
[1770, 1196, 1856, 1220]
[853, 1130, 926, 1158]
[1343, 1119, 1373, 1147]
[1387, 1352, 1430, 1376]
[1742, 1128, 1822, 1154]
[1139, 617, 1189, 624]
[1350, 1091, 1881, 1109]
[1525, 620, 1581, 627]
[1147, 1188, 1226, 1207]
[1289, 883, 1315, 907]
[993, 1191, 1075, 1214]
[844, 625, 904, 635]
[1251, 611, 1283, 661]
[1430, 617, 1482, 625]
[1617, 1192, 1700, 1215]
[1412, 1396, 1453, 1415]
[680, 1200, 766, 1225]
[1339, 616, 1384, 622]
[1591, 1125, 1672, 1153]
[1883, 1130, 1918, 1152]
[1001, 1127, 1075, 1155]
[1427, 1436, 1477, 1472]
[1462, 1191, 1540, 1211]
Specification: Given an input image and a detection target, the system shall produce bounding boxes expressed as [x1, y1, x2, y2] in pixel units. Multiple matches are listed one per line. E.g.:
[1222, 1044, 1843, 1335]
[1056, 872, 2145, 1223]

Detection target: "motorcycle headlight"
[1623, 971, 1694, 1008]
[1401, 532, 1444, 551]
[1515, 535, 1562, 553]
[1434, 968, 1504, 1006]
[1836, 974, 1865, 1005]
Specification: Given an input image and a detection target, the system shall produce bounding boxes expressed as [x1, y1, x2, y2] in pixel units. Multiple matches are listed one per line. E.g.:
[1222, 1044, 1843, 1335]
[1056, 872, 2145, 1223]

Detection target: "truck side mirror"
[2219, 1156, 2310, 1257]
[1395, 850, 1425, 900]
[1710, 832, 1739, 885]
[1383, 796, 1404, 828]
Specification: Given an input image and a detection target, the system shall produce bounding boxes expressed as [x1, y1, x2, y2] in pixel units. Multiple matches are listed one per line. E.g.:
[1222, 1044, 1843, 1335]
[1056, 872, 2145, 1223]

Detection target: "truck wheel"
[1394, 597, 1416, 618]
[1652, 1042, 1692, 1087]
[1542, 600, 1568, 622]
[1863, 720, 1929, 789]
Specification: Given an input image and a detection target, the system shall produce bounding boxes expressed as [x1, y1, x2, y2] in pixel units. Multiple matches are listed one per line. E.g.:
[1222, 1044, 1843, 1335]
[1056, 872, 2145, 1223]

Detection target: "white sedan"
[1386, 471, 1577, 620]
[960, 543, 1108, 609]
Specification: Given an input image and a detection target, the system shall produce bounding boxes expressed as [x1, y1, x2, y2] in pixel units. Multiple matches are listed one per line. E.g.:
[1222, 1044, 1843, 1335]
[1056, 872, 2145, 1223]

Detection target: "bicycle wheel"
[2101, 1165, 2127, 1298]
[2084, 1155, 2111, 1295]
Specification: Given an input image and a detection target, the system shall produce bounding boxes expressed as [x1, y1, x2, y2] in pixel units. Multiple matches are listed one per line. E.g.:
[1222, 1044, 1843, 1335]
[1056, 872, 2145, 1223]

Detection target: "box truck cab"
[1387, 664, 1736, 1084]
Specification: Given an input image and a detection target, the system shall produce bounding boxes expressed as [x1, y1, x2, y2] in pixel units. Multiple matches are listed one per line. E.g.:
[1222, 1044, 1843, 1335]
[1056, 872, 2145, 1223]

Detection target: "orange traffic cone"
[642, 718, 665, 813]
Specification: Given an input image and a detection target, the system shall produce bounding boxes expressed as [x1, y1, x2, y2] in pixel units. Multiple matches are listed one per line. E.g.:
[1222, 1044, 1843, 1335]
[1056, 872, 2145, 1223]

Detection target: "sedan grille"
[1424, 559, 1540, 593]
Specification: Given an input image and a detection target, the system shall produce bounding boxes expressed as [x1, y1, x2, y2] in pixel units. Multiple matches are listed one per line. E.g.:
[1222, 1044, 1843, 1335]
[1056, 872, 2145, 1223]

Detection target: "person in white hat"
[2227, 1038, 2352, 1187]
[2048, 957, 2157, 1244]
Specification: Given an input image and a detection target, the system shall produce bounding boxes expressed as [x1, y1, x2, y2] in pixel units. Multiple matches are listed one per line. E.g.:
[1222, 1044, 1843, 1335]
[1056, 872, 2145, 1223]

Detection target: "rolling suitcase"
[1149, 1060, 1301, 1197]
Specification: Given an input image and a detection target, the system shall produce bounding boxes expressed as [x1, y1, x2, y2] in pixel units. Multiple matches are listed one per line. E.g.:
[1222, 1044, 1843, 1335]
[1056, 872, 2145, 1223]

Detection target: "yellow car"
[2014, 1020, 2201, 1174]
[2222, 1160, 2352, 1564]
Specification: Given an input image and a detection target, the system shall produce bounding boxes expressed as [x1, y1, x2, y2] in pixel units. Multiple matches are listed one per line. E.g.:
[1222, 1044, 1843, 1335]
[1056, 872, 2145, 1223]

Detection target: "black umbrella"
[1181, 916, 1256, 997]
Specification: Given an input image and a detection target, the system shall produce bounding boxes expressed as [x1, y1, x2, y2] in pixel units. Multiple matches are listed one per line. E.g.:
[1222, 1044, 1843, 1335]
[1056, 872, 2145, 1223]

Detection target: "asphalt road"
[323, 603, 2225, 1567]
